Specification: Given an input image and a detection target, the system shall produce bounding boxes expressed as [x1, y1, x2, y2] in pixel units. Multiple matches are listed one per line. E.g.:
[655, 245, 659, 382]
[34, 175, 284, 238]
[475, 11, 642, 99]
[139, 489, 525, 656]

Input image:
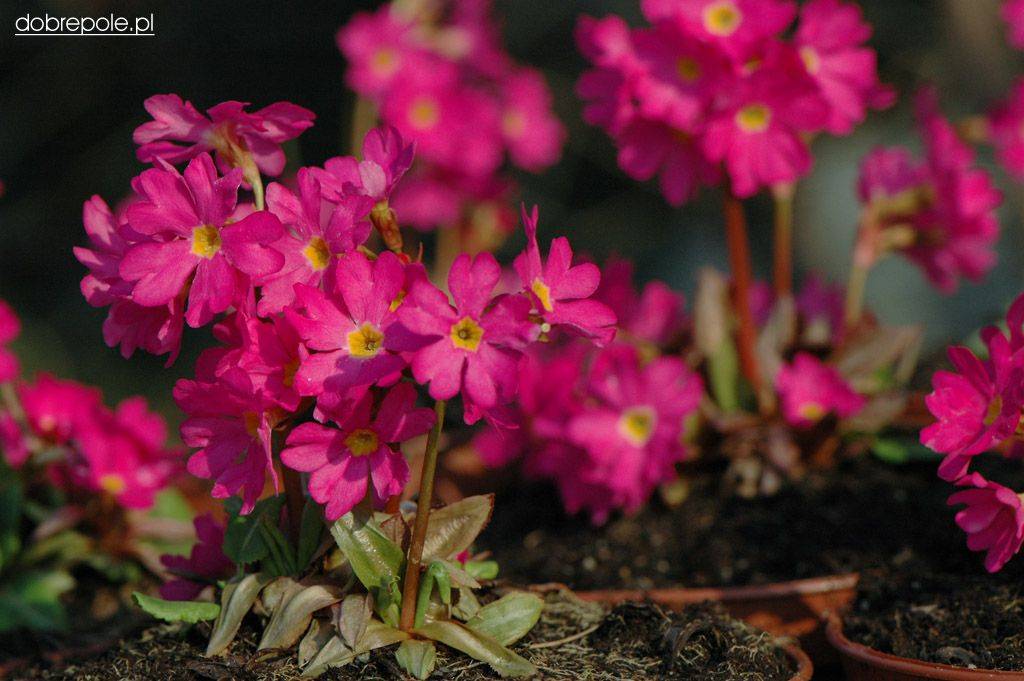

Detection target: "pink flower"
[794, 0, 894, 135]
[514, 206, 617, 344]
[160, 515, 234, 601]
[498, 69, 566, 171]
[397, 253, 532, 423]
[0, 412, 28, 469]
[288, 251, 410, 399]
[336, 9, 430, 98]
[776, 352, 865, 428]
[75, 196, 132, 307]
[231, 313, 309, 412]
[988, 78, 1024, 181]
[315, 125, 415, 205]
[856, 146, 927, 203]
[20, 375, 101, 445]
[1003, 0, 1024, 49]
[175, 368, 279, 515]
[796, 273, 846, 344]
[280, 383, 434, 520]
[74, 397, 179, 509]
[567, 344, 703, 521]
[595, 258, 686, 347]
[0, 299, 20, 382]
[642, 0, 797, 60]
[617, 119, 722, 206]
[702, 46, 829, 197]
[921, 341, 1024, 481]
[258, 169, 373, 314]
[134, 94, 315, 177]
[119, 154, 285, 327]
[948, 472, 1024, 573]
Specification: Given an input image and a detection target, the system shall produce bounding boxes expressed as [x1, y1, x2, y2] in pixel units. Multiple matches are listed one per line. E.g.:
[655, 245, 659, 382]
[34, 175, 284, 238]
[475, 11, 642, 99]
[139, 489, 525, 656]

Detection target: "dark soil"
[843, 556, 1024, 671]
[484, 456, 1024, 590]
[16, 592, 798, 680]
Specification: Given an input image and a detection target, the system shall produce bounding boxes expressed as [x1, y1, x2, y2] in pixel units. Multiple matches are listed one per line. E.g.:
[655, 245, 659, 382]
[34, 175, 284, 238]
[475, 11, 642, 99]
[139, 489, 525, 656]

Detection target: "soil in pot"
[17, 592, 804, 680]
[483, 455, 1020, 590]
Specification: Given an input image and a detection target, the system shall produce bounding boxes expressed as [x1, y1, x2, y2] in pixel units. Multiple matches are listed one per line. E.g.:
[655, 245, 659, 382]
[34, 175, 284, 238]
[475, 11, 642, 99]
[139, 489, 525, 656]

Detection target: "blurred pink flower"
[20, 374, 101, 445]
[948, 472, 1024, 573]
[642, 0, 796, 61]
[775, 352, 864, 428]
[499, 70, 567, 171]
[595, 258, 686, 347]
[856, 146, 926, 203]
[0, 299, 20, 383]
[988, 78, 1024, 181]
[160, 514, 234, 601]
[280, 383, 433, 520]
[1002, 0, 1024, 49]
[0, 412, 28, 469]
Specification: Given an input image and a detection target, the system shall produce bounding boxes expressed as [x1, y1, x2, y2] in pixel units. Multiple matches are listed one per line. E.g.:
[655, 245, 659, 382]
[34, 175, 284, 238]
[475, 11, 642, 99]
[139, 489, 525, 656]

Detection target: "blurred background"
[0, 0, 1021, 424]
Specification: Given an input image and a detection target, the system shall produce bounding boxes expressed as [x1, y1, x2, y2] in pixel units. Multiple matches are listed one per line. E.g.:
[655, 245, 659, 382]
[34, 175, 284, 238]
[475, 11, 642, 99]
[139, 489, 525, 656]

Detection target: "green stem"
[398, 399, 446, 632]
[772, 185, 795, 299]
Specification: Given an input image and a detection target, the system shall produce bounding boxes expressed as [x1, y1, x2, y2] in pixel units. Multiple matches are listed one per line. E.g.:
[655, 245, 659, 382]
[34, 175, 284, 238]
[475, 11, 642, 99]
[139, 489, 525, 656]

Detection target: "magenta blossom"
[315, 125, 415, 205]
[514, 206, 617, 344]
[794, 0, 894, 135]
[988, 78, 1024, 181]
[134, 94, 315, 177]
[499, 70, 566, 172]
[948, 472, 1024, 573]
[1003, 0, 1024, 49]
[595, 258, 686, 347]
[119, 154, 284, 327]
[280, 383, 433, 520]
[922, 340, 1024, 482]
[0, 299, 20, 382]
[856, 146, 927, 203]
[0, 412, 28, 469]
[258, 169, 373, 315]
[20, 375, 101, 445]
[796, 273, 846, 345]
[289, 251, 410, 399]
[175, 368, 279, 515]
[642, 0, 796, 61]
[776, 352, 864, 428]
[161, 514, 235, 600]
[397, 253, 532, 424]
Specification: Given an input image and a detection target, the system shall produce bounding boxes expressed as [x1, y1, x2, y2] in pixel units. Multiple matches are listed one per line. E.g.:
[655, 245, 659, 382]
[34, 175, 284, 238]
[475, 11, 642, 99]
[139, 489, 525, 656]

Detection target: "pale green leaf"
[464, 592, 543, 646]
[133, 592, 219, 623]
[416, 620, 536, 678]
[259, 582, 343, 650]
[421, 495, 493, 563]
[206, 573, 272, 656]
[395, 639, 436, 680]
[330, 513, 403, 593]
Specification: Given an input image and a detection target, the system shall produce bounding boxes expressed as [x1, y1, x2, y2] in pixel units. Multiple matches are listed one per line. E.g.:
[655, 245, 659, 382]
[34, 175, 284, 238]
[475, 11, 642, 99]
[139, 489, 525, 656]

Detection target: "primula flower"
[514, 206, 617, 344]
[775, 352, 864, 428]
[1003, 0, 1024, 49]
[161, 514, 234, 600]
[396, 253, 532, 423]
[921, 341, 1024, 481]
[236, 314, 309, 412]
[315, 125, 415, 205]
[119, 153, 285, 327]
[618, 119, 722, 206]
[856, 146, 927, 203]
[595, 258, 685, 347]
[0, 299, 20, 382]
[794, 0, 894, 135]
[567, 343, 703, 521]
[280, 384, 433, 520]
[20, 374, 101, 445]
[641, 0, 797, 61]
[258, 169, 373, 314]
[948, 472, 1024, 573]
[988, 78, 1024, 181]
[498, 70, 567, 172]
[336, 9, 430, 98]
[175, 368, 279, 515]
[796, 273, 846, 345]
[134, 94, 315, 177]
[289, 251, 410, 399]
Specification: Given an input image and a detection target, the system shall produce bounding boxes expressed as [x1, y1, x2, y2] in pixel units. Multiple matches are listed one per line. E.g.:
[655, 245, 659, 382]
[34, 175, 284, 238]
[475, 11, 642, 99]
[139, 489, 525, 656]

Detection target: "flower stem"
[722, 190, 764, 404]
[281, 464, 305, 543]
[771, 184, 795, 299]
[251, 172, 266, 211]
[844, 205, 879, 331]
[399, 399, 446, 633]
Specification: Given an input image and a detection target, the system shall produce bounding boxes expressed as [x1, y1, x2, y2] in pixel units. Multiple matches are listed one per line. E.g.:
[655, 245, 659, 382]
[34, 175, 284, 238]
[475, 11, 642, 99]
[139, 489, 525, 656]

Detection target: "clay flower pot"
[785, 643, 815, 681]
[825, 612, 1024, 680]
[574, 572, 858, 666]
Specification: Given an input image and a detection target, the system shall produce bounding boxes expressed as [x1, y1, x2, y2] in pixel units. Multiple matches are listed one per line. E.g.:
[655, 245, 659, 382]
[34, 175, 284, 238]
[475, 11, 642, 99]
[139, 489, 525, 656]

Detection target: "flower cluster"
[337, 0, 565, 230]
[576, 0, 893, 203]
[922, 293, 1024, 572]
[475, 259, 703, 523]
[856, 89, 1002, 294]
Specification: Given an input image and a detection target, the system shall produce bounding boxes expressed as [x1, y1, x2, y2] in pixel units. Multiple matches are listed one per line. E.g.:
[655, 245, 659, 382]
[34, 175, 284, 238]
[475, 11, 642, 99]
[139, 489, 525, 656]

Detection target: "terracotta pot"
[785, 643, 815, 681]
[574, 572, 858, 666]
[825, 611, 1024, 680]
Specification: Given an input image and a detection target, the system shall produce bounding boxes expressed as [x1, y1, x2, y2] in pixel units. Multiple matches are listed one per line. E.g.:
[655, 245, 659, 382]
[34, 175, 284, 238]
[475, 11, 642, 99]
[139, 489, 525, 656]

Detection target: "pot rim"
[569, 571, 860, 604]
[825, 611, 1024, 679]
[785, 642, 814, 681]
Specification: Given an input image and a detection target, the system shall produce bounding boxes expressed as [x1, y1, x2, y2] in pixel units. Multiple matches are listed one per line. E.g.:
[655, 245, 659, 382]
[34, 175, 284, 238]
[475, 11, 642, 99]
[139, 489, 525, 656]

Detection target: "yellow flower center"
[302, 236, 331, 271]
[389, 289, 407, 313]
[703, 1, 743, 36]
[531, 278, 554, 312]
[409, 97, 440, 130]
[347, 323, 385, 358]
[676, 57, 701, 83]
[618, 407, 656, 446]
[191, 225, 222, 259]
[736, 104, 772, 133]
[984, 395, 1004, 427]
[502, 110, 527, 138]
[371, 48, 399, 77]
[345, 428, 380, 457]
[450, 317, 485, 352]
[797, 402, 827, 423]
[800, 46, 820, 74]
[99, 474, 126, 495]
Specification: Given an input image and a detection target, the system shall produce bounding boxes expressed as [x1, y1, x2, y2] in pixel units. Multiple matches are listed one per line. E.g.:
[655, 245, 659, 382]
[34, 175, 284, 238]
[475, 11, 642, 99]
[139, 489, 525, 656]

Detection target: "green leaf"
[133, 592, 220, 623]
[207, 573, 272, 656]
[464, 560, 499, 581]
[336, 593, 372, 649]
[223, 495, 286, 565]
[302, 620, 408, 678]
[297, 502, 325, 570]
[0, 475, 23, 572]
[464, 592, 543, 646]
[416, 620, 536, 678]
[258, 581, 343, 651]
[421, 495, 494, 563]
[0, 570, 74, 632]
[395, 639, 436, 680]
[871, 437, 940, 465]
[414, 561, 452, 628]
[329, 512, 404, 593]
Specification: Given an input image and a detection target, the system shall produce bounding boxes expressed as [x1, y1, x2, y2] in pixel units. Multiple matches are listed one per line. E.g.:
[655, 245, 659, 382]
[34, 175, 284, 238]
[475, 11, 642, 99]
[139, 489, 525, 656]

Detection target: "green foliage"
[0, 570, 74, 632]
[297, 501, 325, 570]
[132, 592, 220, 623]
[223, 495, 288, 568]
[395, 639, 437, 680]
[871, 436, 941, 465]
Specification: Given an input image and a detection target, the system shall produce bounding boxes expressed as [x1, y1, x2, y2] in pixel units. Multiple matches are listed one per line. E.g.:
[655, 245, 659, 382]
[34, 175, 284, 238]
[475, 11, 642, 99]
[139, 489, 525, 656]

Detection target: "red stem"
[723, 190, 764, 400]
